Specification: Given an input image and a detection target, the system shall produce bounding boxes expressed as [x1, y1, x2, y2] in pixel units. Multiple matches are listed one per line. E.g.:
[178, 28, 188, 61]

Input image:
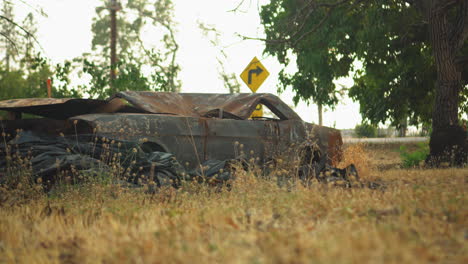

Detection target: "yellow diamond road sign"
[250, 104, 263, 118]
[240, 57, 270, 92]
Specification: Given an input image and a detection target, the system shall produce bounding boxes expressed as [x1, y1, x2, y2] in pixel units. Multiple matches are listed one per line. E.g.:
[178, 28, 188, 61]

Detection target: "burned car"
[0, 92, 344, 185]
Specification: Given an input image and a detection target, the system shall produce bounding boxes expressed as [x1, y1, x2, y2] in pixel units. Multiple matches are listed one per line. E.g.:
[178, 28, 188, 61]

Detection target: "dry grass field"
[0, 143, 467, 264]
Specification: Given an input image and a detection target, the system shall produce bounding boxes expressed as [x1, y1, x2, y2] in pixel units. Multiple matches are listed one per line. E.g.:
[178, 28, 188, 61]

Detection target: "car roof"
[0, 91, 302, 121]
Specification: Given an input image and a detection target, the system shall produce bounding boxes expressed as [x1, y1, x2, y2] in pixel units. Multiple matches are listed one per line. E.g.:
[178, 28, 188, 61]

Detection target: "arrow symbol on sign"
[248, 66, 264, 84]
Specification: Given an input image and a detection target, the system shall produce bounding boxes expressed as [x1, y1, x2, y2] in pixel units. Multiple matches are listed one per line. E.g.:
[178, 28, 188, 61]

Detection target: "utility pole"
[109, 0, 121, 93]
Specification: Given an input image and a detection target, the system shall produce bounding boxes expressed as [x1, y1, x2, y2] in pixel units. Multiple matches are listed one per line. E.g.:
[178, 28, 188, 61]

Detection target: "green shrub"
[399, 142, 429, 168]
[354, 123, 378, 138]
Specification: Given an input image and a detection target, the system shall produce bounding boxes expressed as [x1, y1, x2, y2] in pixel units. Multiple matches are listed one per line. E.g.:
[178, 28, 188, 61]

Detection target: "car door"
[74, 114, 206, 170]
[276, 119, 309, 161]
[203, 118, 280, 163]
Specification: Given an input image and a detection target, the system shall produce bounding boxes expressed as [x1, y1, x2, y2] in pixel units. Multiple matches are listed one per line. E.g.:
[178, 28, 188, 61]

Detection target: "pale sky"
[15, 0, 362, 128]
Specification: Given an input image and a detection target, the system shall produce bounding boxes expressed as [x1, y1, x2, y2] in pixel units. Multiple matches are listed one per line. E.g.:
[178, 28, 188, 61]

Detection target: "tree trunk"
[318, 103, 323, 126]
[398, 117, 407, 137]
[427, 7, 468, 165]
[5, 52, 9, 72]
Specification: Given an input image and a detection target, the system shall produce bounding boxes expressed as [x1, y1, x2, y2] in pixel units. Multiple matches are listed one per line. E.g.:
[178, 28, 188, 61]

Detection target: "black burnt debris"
[0, 131, 361, 191]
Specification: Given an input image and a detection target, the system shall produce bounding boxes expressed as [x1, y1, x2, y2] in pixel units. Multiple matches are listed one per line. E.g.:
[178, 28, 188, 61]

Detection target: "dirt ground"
[0, 143, 467, 264]
[348, 142, 422, 170]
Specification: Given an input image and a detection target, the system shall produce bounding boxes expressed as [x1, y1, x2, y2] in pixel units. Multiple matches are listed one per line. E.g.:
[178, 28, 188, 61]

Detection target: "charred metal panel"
[0, 98, 72, 107]
[71, 113, 206, 170]
[327, 130, 344, 166]
[276, 120, 310, 161]
[113, 91, 301, 120]
[309, 124, 343, 166]
[0, 98, 108, 119]
[276, 121, 343, 166]
[203, 119, 280, 162]
[0, 118, 67, 140]
[0, 92, 301, 121]
[278, 120, 307, 142]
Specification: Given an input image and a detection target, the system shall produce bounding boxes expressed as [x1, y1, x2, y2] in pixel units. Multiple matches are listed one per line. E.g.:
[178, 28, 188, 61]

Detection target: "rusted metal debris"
[0, 131, 359, 191]
[0, 98, 108, 119]
[0, 92, 343, 172]
[0, 92, 301, 120]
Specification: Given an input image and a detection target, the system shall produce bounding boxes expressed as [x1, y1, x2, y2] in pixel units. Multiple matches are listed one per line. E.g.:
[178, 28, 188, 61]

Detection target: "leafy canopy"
[260, 0, 465, 127]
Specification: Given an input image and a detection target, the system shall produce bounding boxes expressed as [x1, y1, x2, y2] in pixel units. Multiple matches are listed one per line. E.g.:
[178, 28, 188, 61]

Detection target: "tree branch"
[314, 0, 354, 8]
[235, 33, 289, 43]
[0, 15, 43, 51]
[238, 0, 364, 46]
[148, 17, 179, 92]
[290, 0, 353, 37]
[4, 0, 48, 17]
[291, 0, 366, 47]
[228, 0, 248, 13]
[433, 0, 458, 13]
[450, 0, 468, 52]
[292, 7, 333, 47]
[0, 32, 19, 53]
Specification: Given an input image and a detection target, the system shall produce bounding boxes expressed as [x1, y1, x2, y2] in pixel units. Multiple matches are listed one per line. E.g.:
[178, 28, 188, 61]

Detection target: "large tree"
[89, 0, 180, 96]
[260, 0, 467, 165]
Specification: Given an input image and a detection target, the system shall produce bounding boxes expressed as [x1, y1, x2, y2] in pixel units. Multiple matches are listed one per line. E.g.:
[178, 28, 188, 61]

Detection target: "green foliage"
[261, 0, 352, 106]
[52, 60, 82, 98]
[0, 55, 51, 99]
[399, 142, 429, 168]
[90, 0, 180, 95]
[80, 58, 175, 99]
[0, 3, 66, 103]
[84, 59, 152, 99]
[0, 54, 84, 98]
[354, 123, 377, 138]
[259, 0, 465, 127]
[346, 2, 436, 127]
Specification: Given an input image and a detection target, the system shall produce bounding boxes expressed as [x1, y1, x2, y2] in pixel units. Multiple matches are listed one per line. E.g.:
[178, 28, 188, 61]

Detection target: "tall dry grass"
[0, 144, 467, 264]
[338, 143, 374, 179]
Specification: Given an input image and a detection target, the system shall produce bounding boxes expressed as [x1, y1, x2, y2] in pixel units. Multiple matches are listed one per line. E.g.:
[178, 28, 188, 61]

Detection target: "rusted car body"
[0, 92, 342, 170]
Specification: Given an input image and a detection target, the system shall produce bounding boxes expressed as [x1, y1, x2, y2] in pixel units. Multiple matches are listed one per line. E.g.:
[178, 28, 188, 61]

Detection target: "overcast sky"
[15, 0, 362, 128]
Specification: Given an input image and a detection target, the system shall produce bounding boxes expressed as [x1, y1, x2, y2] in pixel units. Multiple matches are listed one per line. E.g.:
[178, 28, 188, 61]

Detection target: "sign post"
[47, 78, 52, 98]
[240, 57, 270, 117]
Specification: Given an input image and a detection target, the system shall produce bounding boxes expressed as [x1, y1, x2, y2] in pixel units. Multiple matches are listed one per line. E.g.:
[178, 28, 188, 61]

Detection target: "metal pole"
[47, 78, 52, 98]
